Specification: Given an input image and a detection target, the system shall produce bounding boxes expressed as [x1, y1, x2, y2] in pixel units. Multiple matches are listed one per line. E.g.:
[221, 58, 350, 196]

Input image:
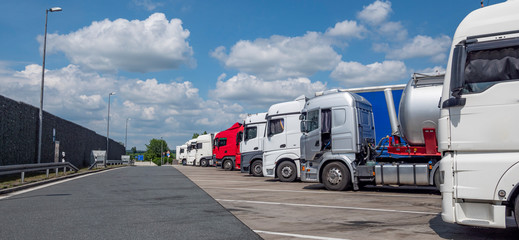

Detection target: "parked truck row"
[175, 0, 519, 230]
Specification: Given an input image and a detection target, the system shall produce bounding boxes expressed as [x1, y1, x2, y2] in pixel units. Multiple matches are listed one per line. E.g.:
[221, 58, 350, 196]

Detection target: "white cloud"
[133, 0, 164, 11]
[43, 13, 194, 73]
[416, 66, 446, 75]
[0, 63, 245, 150]
[211, 32, 341, 80]
[383, 35, 451, 62]
[210, 73, 326, 107]
[330, 60, 408, 87]
[325, 20, 367, 39]
[357, 0, 392, 26]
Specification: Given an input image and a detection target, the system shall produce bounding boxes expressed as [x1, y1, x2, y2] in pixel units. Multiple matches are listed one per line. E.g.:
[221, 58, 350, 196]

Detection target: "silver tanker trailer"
[300, 73, 444, 191]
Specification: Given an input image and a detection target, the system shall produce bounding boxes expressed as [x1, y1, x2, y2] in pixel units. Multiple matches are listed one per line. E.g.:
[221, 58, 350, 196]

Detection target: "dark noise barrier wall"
[0, 95, 124, 168]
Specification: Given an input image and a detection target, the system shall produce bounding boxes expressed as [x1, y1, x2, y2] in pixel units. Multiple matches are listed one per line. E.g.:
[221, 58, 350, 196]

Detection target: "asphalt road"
[0, 166, 261, 240]
[174, 165, 519, 240]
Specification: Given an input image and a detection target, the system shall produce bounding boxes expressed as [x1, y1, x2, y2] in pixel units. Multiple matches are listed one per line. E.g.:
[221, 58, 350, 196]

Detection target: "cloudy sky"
[0, 0, 501, 150]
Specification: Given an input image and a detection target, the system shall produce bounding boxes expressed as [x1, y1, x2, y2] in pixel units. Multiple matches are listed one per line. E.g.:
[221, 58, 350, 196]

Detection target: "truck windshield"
[463, 38, 519, 93]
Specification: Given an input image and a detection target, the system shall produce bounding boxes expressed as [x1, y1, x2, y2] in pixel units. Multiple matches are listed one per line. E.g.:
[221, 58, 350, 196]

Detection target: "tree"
[192, 133, 199, 139]
[203, 131, 207, 135]
[131, 146, 137, 154]
[145, 138, 169, 159]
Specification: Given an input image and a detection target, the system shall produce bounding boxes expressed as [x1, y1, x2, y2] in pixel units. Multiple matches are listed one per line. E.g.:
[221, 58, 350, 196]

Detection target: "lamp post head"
[109, 92, 116, 96]
[49, 7, 62, 12]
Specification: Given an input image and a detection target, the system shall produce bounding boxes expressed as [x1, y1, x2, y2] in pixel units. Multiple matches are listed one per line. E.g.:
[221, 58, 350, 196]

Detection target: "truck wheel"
[223, 160, 233, 171]
[322, 162, 350, 191]
[182, 159, 186, 165]
[277, 161, 297, 182]
[515, 195, 519, 228]
[434, 169, 441, 191]
[251, 160, 263, 177]
[200, 159, 208, 167]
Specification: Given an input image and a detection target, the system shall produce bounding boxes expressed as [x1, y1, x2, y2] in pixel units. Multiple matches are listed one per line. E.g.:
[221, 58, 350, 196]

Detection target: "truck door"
[302, 109, 321, 160]
[243, 125, 259, 152]
[331, 107, 354, 153]
[443, 36, 519, 200]
[446, 37, 519, 152]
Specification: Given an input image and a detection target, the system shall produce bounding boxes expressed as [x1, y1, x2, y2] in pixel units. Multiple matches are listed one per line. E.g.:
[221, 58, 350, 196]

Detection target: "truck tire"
[200, 159, 208, 167]
[182, 159, 186, 165]
[223, 160, 233, 171]
[322, 162, 351, 191]
[515, 195, 519, 228]
[277, 161, 297, 182]
[251, 160, 263, 177]
[434, 168, 441, 191]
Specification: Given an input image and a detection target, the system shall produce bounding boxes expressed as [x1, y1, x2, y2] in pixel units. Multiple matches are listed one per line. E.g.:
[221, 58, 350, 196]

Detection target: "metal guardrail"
[0, 162, 79, 183]
[88, 159, 131, 170]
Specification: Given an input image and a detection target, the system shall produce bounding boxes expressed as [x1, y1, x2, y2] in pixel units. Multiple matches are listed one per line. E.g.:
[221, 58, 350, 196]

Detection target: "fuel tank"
[398, 74, 444, 145]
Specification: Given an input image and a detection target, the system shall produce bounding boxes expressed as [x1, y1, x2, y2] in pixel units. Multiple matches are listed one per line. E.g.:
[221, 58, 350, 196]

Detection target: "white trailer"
[240, 112, 267, 177]
[194, 133, 216, 167]
[263, 95, 307, 182]
[440, 0, 519, 229]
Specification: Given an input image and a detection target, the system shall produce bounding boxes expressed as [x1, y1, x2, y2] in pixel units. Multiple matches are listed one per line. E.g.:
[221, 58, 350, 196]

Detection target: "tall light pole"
[125, 117, 131, 150]
[105, 92, 116, 167]
[161, 137, 164, 166]
[38, 7, 62, 164]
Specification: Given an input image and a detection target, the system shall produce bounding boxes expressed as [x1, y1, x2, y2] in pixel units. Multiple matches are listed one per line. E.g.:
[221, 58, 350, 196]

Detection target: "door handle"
[254, 147, 258, 150]
[315, 141, 320, 146]
[224, 150, 227, 153]
[280, 144, 286, 148]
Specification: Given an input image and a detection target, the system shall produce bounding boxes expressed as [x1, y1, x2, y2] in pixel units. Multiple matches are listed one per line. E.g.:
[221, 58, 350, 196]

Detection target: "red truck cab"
[213, 122, 243, 170]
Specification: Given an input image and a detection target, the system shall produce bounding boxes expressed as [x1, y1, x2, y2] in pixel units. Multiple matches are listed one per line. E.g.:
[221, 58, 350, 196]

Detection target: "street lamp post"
[37, 7, 62, 164]
[125, 118, 131, 151]
[161, 137, 164, 166]
[105, 92, 116, 167]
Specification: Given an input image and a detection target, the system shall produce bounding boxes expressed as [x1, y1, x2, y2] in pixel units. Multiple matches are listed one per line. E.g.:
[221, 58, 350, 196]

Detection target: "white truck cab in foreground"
[440, 0, 519, 228]
[263, 95, 307, 182]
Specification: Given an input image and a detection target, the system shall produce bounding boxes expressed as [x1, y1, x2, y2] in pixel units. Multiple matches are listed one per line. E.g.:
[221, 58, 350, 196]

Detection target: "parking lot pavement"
[174, 165, 519, 240]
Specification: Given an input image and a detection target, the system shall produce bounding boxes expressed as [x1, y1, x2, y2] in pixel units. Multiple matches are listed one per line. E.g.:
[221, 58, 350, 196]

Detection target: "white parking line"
[194, 179, 272, 184]
[254, 230, 350, 240]
[0, 168, 118, 200]
[216, 199, 438, 215]
[205, 186, 440, 199]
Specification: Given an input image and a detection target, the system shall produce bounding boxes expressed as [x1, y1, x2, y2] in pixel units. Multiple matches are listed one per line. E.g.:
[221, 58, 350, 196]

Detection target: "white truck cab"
[263, 95, 307, 182]
[194, 133, 215, 167]
[186, 139, 197, 166]
[240, 112, 267, 177]
[176, 144, 187, 164]
[440, 0, 519, 228]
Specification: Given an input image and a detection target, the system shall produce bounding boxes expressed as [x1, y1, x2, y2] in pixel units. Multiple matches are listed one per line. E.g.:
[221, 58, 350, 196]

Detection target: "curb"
[0, 167, 122, 195]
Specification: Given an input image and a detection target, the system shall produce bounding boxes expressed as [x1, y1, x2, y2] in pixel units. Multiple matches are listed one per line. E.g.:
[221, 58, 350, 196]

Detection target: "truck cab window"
[463, 39, 519, 93]
[268, 119, 284, 136]
[307, 109, 319, 132]
[197, 143, 203, 149]
[219, 138, 227, 146]
[244, 126, 257, 141]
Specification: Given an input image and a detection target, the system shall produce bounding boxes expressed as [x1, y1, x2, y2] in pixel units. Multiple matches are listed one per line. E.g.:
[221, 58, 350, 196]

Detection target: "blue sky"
[0, 0, 504, 150]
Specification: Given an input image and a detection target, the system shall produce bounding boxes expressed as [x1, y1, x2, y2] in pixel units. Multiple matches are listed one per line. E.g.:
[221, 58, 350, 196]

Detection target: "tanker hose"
[375, 136, 389, 150]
